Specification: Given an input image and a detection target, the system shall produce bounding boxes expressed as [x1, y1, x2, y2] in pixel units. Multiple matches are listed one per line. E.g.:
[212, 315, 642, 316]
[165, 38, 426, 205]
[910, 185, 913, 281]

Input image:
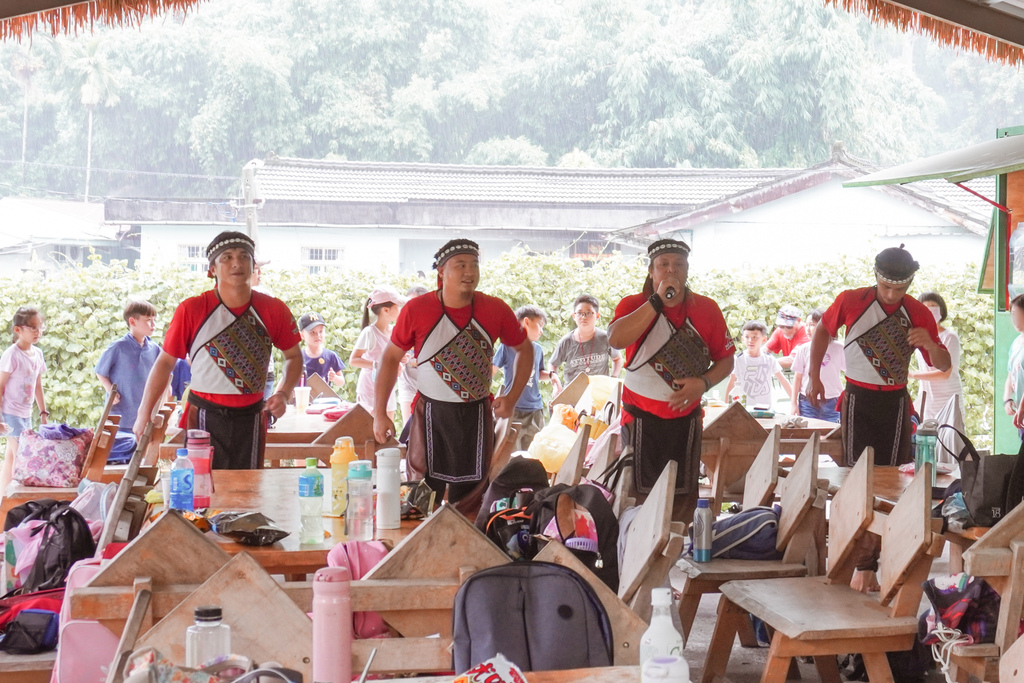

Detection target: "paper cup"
[294, 386, 311, 412]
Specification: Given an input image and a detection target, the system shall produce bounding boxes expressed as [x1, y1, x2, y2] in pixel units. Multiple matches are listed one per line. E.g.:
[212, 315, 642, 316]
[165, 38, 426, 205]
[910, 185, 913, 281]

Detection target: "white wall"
[684, 181, 986, 272]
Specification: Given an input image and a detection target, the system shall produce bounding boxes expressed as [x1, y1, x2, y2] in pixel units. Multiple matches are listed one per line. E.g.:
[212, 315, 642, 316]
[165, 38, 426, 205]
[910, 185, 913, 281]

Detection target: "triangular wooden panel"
[964, 497, 1024, 554]
[703, 402, 768, 441]
[136, 553, 313, 682]
[826, 448, 874, 582]
[1001, 624, 1024, 681]
[879, 464, 931, 606]
[306, 372, 340, 401]
[551, 372, 588, 407]
[742, 426, 781, 510]
[618, 460, 676, 604]
[363, 504, 509, 637]
[776, 433, 819, 550]
[587, 431, 618, 480]
[89, 511, 230, 587]
[535, 540, 647, 665]
[313, 403, 375, 446]
[552, 424, 591, 487]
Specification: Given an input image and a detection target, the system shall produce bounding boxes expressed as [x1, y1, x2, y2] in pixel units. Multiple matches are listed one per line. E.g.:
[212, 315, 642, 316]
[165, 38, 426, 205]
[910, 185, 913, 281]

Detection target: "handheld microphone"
[665, 287, 676, 300]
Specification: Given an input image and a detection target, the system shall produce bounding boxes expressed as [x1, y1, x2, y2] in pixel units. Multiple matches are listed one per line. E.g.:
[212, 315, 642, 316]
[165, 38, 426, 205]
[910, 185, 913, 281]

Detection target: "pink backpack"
[326, 540, 391, 639]
[50, 558, 119, 683]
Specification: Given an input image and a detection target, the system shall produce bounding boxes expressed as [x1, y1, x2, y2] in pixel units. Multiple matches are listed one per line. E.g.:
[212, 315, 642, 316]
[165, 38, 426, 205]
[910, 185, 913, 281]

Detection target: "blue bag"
[710, 505, 783, 560]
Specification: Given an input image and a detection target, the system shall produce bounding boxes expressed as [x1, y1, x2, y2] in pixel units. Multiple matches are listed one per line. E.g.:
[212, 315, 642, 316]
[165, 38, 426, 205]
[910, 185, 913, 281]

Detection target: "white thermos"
[375, 448, 402, 530]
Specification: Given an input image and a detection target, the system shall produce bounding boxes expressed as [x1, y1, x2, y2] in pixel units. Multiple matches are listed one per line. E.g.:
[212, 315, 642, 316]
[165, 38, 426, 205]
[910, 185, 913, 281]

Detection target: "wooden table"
[266, 406, 334, 443]
[406, 666, 641, 682]
[703, 404, 839, 436]
[204, 468, 417, 575]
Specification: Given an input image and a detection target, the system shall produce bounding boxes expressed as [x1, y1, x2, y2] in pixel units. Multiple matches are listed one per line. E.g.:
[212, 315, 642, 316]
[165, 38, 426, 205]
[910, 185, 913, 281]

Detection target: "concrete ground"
[669, 545, 954, 682]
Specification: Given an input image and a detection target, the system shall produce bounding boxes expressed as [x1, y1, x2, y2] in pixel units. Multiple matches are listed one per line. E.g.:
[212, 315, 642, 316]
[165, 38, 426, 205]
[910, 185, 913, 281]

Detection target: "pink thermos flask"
[312, 566, 352, 683]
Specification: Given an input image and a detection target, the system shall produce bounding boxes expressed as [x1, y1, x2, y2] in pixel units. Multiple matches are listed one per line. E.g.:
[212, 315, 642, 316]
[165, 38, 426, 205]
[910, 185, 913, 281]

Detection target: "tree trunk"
[84, 107, 93, 202]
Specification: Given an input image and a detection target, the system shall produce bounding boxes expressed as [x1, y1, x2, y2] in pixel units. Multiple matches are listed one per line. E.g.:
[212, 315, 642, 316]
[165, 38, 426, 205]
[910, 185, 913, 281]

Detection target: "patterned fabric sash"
[204, 309, 273, 394]
[854, 309, 913, 386]
[431, 323, 494, 402]
[647, 320, 712, 388]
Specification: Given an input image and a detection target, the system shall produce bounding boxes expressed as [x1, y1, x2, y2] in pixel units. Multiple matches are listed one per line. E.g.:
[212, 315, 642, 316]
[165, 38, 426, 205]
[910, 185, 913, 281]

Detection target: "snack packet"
[453, 653, 526, 683]
[210, 511, 289, 546]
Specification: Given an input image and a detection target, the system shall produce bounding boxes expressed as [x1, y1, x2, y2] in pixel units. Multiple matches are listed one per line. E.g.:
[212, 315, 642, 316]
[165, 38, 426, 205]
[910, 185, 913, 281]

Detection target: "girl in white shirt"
[909, 291, 963, 422]
[0, 307, 49, 491]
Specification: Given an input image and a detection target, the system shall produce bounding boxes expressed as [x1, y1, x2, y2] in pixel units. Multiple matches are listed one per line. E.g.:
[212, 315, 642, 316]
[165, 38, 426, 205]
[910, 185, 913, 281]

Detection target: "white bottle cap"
[651, 587, 673, 607]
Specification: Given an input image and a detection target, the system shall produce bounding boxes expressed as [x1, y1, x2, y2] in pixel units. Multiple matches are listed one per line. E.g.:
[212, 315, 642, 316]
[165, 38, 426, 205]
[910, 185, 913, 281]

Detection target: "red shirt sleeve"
[612, 293, 646, 324]
[492, 298, 527, 348]
[258, 294, 301, 351]
[390, 298, 422, 353]
[820, 290, 852, 338]
[161, 294, 209, 359]
[698, 296, 735, 361]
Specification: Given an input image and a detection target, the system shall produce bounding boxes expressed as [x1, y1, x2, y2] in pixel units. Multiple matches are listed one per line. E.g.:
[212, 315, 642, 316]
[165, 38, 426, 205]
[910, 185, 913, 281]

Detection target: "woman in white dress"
[909, 291, 964, 421]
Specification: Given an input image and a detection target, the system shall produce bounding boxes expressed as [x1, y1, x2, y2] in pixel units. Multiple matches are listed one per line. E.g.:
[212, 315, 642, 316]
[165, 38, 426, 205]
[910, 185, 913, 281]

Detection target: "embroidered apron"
[186, 295, 273, 469]
[623, 306, 711, 494]
[409, 297, 495, 492]
[841, 297, 915, 466]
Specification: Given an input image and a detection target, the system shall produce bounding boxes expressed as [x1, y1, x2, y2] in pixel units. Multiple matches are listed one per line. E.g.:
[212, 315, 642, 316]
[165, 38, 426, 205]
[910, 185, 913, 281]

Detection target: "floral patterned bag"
[13, 428, 93, 488]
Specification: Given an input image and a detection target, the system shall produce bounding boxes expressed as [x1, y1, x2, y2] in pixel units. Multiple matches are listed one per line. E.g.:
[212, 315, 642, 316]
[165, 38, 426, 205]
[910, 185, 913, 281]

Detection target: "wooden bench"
[676, 429, 826, 644]
[702, 452, 944, 683]
[943, 501, 1024, 682]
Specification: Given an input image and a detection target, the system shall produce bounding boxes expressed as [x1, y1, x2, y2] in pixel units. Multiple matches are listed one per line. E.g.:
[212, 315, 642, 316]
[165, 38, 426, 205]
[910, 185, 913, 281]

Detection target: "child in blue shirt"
[298, 311, 346, 386]
[95, 300, 164, 461]
[492, 305, 554, 451]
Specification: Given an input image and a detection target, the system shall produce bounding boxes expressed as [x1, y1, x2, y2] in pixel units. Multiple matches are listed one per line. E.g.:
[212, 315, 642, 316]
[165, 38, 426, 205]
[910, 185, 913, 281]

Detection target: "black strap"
[593, 451, 633, 494]
[936, 424, 980, 463]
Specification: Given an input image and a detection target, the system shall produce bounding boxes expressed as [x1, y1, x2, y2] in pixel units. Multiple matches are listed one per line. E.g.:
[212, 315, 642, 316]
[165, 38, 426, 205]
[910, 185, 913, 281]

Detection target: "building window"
[179, 244, 206, 272]
[302, 247, 342, 274]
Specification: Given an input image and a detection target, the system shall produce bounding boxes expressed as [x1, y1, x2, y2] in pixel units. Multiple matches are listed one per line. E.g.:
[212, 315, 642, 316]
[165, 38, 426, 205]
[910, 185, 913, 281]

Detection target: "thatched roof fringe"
[0, 1, 204, 41]
[825, 0, 1024, 66]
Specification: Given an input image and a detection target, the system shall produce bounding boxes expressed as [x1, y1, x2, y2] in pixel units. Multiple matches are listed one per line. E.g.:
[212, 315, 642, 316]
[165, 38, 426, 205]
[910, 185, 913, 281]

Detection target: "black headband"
[433, 240, 480, 270]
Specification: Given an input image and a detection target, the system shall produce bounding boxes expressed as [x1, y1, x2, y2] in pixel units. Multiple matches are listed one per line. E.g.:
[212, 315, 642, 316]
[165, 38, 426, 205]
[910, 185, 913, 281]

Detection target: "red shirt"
[612, 291, 735, 419]
[820, 287, 943, 391]
[164, 289, 300, 407]
[765, 325, 809, 356]
[391, 291, 526, 357]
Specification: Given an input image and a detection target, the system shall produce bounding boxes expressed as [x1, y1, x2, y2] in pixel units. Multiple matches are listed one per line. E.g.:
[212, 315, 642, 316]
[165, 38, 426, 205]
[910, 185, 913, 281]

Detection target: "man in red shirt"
[809, 245, 950, 468]
[765, 305, 809, 369]
[609, 239, 735, 521]
[373, 239, 533, 513]
[134, 231, 302, 469]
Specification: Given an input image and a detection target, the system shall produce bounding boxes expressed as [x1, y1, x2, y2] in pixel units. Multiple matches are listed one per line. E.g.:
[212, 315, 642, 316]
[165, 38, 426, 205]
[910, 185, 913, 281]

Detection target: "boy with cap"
[765, 305, 809, 369]
[609, 238, 735, 521]
[133, 230, 303, 469]
[372, 239, 533, 514]
[298, 311, 346, 386]
[808, 244, 950, 467]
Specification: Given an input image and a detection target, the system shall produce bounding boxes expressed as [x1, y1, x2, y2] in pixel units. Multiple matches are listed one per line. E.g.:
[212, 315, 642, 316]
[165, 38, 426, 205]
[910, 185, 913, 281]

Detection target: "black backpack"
[475, 456, 550, 532]
[527, 483, 620, 593]
[15, 503, 96, 595]
[4, 499, 62, 532]
[453, 561, 613, 673]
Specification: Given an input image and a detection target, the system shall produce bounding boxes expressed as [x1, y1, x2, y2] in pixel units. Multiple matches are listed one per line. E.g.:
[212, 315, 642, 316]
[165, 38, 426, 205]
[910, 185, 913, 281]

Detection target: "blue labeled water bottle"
[693, 498, 713, 563]
[169, 447, 195, 512]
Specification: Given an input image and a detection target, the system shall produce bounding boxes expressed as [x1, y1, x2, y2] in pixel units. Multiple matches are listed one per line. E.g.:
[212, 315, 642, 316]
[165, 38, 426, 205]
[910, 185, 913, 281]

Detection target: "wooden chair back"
[1002, 629, 1024, 681]
[489, 417, 519, 479]
[306, 373, 340, 401]
[742, 426, 780, 510]
[79, 387, 119, 480]
[95, 423, 153, 557]
[776, 432, 819, 551]
[825, 447, 875, 584]
[551, 372, 588, 408]
[142, 402, 176, 466]
[618, 460, 676, 604]
[880, 463, 937, 614]
[552, 423, 591, 487]
[963, 502, 1024, 656]
[586, 429, 617, 481]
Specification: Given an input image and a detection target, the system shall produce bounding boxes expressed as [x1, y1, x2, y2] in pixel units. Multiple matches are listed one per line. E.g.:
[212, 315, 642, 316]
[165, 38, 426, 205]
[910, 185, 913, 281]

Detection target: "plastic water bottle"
[693, 498, 713, 563]
[299, 457, 325, 544]
[375, 448, 402, 530]
[169, 448, 194, 512]
[185, 605, 231, 667]
[331, 436, 356, 517]
[639, 588, 685, 668]
[312, 566, 353, 683]
[916, 419, 938, 487]
[345, 460, 373, 541]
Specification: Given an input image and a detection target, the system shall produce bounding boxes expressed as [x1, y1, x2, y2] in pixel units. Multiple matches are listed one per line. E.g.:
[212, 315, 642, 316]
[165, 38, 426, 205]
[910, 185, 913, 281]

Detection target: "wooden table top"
[814, 464, 957, 506]
[266, 405, 334, 443]
[703, 404, 839, 437]
[206, 468, 417, 575]
[406, 666, 641, 682]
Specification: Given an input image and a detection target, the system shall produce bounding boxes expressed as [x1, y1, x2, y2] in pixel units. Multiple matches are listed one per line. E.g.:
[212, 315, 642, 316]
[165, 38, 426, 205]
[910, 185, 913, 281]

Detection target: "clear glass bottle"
[185, 605, 231, 667]
[298, 457, 324, 544]
[639, 588, 685, 668]
[345, 460, 373, 541]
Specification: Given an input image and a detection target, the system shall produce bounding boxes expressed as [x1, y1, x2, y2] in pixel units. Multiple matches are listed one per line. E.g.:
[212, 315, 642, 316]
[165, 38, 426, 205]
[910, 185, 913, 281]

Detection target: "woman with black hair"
[909, 291, 964, 422]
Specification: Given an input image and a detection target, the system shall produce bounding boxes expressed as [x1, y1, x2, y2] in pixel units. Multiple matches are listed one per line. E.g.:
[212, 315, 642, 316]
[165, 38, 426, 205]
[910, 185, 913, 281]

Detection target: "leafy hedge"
[0, 250, 994, 450]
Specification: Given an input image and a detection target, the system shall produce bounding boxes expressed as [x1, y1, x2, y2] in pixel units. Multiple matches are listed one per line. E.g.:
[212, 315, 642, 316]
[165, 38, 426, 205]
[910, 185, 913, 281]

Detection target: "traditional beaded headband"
[207, 236, 255, 261]
[432, 241, 479, 269]
[874, 268, 915, 285]
[648, 240, 690, 259]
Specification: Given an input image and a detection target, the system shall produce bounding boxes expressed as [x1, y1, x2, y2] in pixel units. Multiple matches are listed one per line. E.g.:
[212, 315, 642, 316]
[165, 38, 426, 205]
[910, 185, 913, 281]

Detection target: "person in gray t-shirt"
[549, 294, 623, 391]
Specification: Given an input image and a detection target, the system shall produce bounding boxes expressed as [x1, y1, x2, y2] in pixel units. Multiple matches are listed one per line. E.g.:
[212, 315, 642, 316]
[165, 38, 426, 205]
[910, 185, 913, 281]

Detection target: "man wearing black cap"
[372, 239, 533, 513]
[609, 239, 735, 521]
[809, 244, 950, 467]
[133, 231, 303, 469]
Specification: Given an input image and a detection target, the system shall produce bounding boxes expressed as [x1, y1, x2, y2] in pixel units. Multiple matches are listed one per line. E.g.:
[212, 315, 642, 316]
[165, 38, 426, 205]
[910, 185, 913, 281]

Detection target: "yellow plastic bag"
[527, 423, 578, 473]
[578, 415, 609, 440]
[585, 375, 620, 413]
